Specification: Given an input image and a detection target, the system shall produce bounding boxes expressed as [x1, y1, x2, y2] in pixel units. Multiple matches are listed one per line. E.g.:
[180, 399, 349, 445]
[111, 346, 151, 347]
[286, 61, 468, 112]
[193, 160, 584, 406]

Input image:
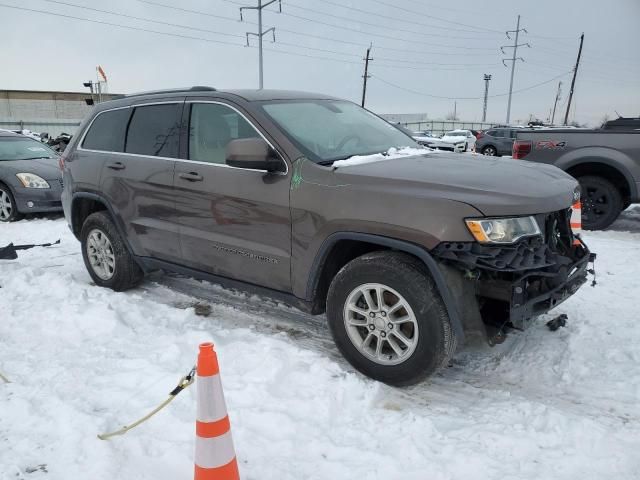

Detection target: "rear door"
[174, 100, 292, 292]
[91, 99, 183, 263]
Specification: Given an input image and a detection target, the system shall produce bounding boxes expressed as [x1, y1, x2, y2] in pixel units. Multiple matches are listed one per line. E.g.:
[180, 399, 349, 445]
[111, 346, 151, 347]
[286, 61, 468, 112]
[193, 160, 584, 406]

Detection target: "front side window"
[125, 104, 180, 158]
[260, 100, 418, 164]
[82, 108, 130, 152]
[188, 103, 260, 164]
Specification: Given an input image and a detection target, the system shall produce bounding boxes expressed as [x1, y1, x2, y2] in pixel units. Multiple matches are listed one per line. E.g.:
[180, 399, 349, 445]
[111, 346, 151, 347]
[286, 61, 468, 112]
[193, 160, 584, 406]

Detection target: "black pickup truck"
[513, 128, 640, 230]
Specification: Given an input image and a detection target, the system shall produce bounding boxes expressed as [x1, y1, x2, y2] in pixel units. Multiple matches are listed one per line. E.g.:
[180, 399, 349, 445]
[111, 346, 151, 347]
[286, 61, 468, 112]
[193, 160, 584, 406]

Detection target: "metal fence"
[0, 118, 81, 137]
[400, 120, 498, 137]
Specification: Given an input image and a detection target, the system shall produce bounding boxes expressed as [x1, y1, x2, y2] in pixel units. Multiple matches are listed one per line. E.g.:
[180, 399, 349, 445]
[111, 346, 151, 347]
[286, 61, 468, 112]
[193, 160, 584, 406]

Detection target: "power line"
[368, 0, 504, 34]
[371, 70, 571, 101]
[135, 0, 501, 54]
[39, 0, 244, 39]
[287, 0, 504, 37]
[220, 0, 499, 50]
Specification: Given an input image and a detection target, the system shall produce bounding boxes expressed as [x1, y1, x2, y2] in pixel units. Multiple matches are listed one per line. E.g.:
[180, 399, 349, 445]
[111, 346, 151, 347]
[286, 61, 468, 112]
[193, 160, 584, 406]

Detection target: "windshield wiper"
[317, 159, 336, 166]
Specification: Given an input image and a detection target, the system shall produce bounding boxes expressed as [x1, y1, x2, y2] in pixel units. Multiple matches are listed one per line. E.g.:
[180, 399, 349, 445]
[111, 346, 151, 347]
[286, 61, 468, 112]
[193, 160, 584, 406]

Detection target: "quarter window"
[125, 104, 180, 158]
[188, 103, 261, 164]
[82, 108, 130, 152]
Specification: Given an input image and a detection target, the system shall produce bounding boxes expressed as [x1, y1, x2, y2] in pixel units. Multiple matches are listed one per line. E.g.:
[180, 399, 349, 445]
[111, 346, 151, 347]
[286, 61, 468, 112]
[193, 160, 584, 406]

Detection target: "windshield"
[0, 137, 58, 161]
[260, 100, 418, 163]
[445, 131, 466, 137]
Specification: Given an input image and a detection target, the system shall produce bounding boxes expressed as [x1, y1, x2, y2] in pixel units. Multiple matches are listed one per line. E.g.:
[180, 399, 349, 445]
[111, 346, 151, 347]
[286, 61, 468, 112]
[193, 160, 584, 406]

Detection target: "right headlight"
[16, 173, 50, 189]
[465, 216, 541, 244]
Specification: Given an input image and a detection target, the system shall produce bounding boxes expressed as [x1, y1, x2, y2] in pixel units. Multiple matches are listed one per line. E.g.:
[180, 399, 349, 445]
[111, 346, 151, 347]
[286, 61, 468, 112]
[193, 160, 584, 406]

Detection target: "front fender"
[305, 232, 465, 344]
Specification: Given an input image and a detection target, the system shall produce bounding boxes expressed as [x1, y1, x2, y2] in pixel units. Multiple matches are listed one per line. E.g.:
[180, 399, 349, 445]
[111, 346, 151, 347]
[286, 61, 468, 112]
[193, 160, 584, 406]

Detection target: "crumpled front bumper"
[432, 208, 594, 332]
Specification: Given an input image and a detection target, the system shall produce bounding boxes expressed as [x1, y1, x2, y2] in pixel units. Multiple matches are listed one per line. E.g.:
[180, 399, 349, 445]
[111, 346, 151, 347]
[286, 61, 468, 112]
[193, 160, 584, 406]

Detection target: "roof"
[223, 89, 339, 101]
[0, 129, 21, 137]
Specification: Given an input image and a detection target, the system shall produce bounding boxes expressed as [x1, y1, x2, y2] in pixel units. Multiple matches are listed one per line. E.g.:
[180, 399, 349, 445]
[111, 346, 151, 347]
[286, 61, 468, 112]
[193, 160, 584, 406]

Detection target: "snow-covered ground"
[1, 209, 640, 480]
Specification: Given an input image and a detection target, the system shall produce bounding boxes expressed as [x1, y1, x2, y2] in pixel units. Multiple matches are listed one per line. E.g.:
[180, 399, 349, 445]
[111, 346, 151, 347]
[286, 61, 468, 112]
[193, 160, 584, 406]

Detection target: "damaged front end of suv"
[433, 206, 595, 345]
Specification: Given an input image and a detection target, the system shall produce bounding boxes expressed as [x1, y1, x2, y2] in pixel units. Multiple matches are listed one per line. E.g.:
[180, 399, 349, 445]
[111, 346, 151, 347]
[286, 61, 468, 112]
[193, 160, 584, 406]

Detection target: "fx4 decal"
[535, 140, 567, 150]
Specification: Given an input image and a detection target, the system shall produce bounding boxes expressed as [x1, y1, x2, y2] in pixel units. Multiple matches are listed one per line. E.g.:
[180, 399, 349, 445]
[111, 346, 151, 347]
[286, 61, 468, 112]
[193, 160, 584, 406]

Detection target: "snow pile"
[1, 214, 640, 479]
[332, 146, 432, 168]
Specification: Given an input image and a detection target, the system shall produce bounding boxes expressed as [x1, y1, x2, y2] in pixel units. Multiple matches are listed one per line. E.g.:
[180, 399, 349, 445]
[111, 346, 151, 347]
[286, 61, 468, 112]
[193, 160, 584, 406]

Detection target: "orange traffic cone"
[571, 201, 582, 245]
[194, 342, 240, 480]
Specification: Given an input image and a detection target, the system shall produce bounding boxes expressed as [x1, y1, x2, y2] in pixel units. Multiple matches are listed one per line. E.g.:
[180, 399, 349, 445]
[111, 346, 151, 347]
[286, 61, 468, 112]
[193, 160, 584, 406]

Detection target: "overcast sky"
[2, 0, 639, 125]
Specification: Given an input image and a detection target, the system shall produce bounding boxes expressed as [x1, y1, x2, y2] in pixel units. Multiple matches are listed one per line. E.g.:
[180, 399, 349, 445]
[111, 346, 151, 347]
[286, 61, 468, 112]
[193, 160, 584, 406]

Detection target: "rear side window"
[125, 104, 180, 158]
[486, 130, 496, 136]
[82, 109, 130, 152]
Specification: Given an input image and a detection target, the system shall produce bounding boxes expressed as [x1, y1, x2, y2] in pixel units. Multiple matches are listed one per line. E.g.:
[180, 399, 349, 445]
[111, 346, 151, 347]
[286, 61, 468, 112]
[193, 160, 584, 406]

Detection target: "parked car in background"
[439, 129, 476, 152]
[602, 117, 640, 131]
[0, 131, 62, 222]
[475, 127, 521, 156]
[513, 128, 640, 230]
[61, 87, 591, 386]
[412, 129, 433, 137]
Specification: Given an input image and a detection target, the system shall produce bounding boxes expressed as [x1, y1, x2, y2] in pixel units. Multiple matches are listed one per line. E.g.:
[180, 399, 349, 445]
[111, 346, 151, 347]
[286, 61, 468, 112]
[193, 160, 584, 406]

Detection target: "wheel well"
[71, 197, 107, 239]
[310, 240, 394, 314]
[566, 162, 631, 204]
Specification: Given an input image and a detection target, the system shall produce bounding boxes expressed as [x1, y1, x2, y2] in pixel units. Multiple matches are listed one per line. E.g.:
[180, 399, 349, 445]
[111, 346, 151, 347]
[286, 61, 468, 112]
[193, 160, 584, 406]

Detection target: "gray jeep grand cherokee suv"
[61, 87, 593, 386]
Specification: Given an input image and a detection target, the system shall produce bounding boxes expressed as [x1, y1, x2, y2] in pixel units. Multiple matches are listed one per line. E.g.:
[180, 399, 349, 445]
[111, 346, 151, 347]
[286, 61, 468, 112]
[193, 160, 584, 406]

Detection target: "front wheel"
[326, 251, 456, 386]
[578, 175, 623, 230]
[80, 211, 144, 291]
[482, 145, 497, 156]
[0, 184, 23, 222]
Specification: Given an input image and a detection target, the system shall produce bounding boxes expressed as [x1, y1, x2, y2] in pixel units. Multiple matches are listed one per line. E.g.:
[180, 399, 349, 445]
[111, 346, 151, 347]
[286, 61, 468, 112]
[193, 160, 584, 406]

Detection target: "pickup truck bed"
[513, 129, 640, 230]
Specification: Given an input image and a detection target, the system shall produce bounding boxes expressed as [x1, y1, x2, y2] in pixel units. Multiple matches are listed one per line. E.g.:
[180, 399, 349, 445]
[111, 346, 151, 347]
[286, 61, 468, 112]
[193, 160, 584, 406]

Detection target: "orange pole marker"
[571, 201, 582, 246]
[194, 343, 239, 480]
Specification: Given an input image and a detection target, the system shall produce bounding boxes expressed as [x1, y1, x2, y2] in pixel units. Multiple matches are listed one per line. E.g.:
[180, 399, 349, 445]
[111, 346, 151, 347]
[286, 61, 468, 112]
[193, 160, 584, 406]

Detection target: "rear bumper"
[13, 183, 63, 213]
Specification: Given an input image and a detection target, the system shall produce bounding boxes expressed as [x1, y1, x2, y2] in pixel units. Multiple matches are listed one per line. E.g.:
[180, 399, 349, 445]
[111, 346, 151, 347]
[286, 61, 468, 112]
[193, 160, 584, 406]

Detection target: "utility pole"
[453, 101, 457, 120]
[482, 74, 492, 122]
[501, 15, 530, 124]
[564, 33, 584, 125]
[551, 81, 562, 124]
[361, 44, 373, 107]
[240, 0, 281, 89]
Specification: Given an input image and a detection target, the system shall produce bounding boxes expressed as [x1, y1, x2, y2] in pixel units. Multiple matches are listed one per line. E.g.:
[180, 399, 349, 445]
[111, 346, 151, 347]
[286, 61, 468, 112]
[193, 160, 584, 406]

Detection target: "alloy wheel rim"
[581, 184, 611, 223]
[86, 229, 116, 280]
[343, 283, 419, 366]
[484, 147, 495, 156]
[0, 190, 13, 221]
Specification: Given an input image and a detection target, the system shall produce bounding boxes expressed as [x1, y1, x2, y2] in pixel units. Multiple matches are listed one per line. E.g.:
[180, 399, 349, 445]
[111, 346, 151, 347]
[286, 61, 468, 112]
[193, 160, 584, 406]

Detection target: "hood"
[0, 157, 61, 181]
[334, 152, 578, 216]
[441, 135, 467, 144]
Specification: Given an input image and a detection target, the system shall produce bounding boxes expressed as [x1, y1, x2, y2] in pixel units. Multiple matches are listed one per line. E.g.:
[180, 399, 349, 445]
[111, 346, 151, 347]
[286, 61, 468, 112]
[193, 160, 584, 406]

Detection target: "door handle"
[106, 162, 125, 170]
[179, 172, 203, 182]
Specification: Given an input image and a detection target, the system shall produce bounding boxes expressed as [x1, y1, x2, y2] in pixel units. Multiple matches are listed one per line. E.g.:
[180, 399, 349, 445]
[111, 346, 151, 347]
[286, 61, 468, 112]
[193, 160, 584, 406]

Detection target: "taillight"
[512, 140, 531, 159]
[58, 152, 67, 171]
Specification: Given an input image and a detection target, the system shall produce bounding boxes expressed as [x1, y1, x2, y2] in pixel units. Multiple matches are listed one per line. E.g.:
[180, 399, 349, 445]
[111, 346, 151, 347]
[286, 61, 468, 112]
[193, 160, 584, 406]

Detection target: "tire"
[578, 175, 623, 230]
[326, 251, 456, 386]
[80, 211, 144, 291]
[0, 183, 23, 222]
[482, 145, 497, 156]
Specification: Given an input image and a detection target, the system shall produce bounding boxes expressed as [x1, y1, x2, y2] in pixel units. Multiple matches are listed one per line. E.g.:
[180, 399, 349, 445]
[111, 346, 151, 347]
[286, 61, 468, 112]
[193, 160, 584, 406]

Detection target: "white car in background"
[439, 129, 476, 152]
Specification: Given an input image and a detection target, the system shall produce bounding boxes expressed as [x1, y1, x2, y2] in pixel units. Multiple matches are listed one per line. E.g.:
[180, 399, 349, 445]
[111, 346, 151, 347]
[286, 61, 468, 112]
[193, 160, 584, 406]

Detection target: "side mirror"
[225, 138, 284, 172]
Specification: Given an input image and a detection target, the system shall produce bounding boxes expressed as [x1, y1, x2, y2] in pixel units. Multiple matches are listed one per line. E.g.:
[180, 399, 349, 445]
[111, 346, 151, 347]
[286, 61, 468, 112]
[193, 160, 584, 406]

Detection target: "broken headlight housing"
[465, 216, 541, 244]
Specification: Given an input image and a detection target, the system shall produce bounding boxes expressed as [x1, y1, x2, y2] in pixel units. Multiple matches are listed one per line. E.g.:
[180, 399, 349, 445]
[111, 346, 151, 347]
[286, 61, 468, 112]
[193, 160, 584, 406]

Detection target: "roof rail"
[125, 86, 217, 98]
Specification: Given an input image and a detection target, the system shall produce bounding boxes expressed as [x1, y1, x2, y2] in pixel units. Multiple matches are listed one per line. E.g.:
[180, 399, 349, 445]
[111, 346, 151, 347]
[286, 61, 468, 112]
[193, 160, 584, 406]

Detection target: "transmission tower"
[239, 0, 281, 89]
[501, 15, 530, 124]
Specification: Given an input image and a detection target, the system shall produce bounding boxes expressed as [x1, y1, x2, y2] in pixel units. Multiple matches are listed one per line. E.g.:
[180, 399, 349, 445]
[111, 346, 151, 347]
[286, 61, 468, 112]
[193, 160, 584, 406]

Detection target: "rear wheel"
[80, 211, 144, 291]
[0, 184, 23, 222]
[326, 251, 456, 386]
[578, 175, 623, 230]
[482, 145, 497, 156]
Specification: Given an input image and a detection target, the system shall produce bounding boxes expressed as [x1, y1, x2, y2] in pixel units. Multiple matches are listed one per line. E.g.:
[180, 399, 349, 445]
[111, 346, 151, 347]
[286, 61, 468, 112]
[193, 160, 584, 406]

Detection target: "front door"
[174, 101, 291, 292]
